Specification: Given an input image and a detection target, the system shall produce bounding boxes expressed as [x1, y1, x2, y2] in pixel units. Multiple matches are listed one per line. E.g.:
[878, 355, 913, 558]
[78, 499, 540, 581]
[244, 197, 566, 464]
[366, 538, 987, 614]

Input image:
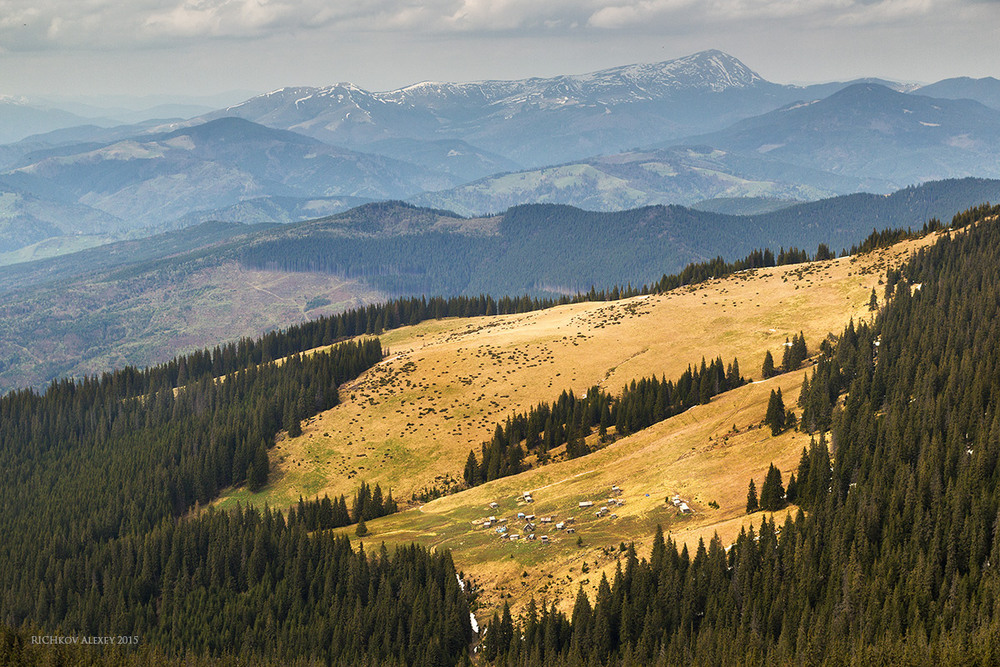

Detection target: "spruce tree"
[791, 332, 807, 368]
[463, 450, 479, 487]
[762, 350, 775, 379]
[765, 389, 786, 435]
[785, 473, 798, 504]
[247, 441, 269, 491]
[759, 463, 785, 510]
[746, 479, 759, 514]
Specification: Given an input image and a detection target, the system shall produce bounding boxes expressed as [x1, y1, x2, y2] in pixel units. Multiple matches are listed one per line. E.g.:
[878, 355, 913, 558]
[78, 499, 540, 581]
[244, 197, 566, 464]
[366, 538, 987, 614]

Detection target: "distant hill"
[913, 76, 1000, 110]
[244, 179, 1000, 297]
[0, 179, 125, 254]
[171, 195, 374, 229]
[410, 145, 884, 216]
[682, 84, 1000, 187]
[363, 137, 523, 181]
[0, 117, 458, 242]
[0, 98, 98, 144]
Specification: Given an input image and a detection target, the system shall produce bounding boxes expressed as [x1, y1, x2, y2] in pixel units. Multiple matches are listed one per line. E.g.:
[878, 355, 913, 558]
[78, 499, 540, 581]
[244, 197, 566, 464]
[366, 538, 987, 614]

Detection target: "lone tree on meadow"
[765, 388, 786, 435]
[762, 350, 776, 379]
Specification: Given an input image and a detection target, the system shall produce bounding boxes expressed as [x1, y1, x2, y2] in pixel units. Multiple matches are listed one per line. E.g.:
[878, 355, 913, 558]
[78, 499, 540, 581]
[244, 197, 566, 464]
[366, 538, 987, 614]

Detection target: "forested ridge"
[238, 179, 1000, 297]
[1, 510, 470, 666]
[482, 205, 1000, 665]
[0, 335, 476, 666]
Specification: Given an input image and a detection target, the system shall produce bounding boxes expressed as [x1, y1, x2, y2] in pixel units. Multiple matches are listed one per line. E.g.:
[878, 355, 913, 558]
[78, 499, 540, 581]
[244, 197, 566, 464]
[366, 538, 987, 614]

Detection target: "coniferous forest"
[481, 206, 1000, 665]
[0, 336, 475, 665]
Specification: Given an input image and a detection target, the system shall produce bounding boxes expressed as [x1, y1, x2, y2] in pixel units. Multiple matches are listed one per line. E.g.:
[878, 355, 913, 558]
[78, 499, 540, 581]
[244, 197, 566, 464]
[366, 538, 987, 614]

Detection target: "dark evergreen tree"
[758, 463, 785, 510]
[764, 388, 786, 435]
[785, 472, 798, 505]
[762, 350, 775, 379]
[746, 479, 759, 514]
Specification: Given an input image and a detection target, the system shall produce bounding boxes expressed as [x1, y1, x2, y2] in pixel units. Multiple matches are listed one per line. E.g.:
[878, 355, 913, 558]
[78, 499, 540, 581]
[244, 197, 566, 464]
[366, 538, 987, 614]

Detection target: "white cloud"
[0, 0, 988, 52]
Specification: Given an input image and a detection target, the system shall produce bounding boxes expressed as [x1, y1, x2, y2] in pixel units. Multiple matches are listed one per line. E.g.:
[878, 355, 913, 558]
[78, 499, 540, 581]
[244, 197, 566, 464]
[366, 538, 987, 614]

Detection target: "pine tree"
[355, 517, 368, 537]
[785, 473, 798, 505]
[765, 389, 786, 435]
[791, 332, 807, 368]
[762, 350, 775, 379]
[759, 463, 785, 510]
[247, 441, 269, 491]
[463, 449, 480, 487]
[746, 479, 759, 514]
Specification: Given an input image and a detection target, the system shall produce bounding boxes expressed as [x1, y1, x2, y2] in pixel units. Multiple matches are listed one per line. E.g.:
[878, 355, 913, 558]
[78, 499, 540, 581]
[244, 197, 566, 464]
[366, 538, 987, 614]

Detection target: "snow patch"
[783, 100, 819, 111]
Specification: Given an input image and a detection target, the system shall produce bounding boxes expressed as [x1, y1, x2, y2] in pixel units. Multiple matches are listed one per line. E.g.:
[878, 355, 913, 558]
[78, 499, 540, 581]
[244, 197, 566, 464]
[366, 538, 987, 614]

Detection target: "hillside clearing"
[217, 232, 937, 512]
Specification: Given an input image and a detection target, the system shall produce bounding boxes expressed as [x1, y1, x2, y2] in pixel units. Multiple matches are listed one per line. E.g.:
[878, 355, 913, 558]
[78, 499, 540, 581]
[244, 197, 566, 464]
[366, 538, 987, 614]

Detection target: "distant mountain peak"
[225, 49, 770, 115]
[607, 50, 765, 92]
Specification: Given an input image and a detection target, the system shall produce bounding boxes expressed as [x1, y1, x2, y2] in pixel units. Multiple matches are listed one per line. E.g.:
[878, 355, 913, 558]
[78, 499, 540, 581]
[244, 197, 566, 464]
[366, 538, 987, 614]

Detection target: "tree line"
[465, 356, 744, 487]
[286, 481, 399, 534]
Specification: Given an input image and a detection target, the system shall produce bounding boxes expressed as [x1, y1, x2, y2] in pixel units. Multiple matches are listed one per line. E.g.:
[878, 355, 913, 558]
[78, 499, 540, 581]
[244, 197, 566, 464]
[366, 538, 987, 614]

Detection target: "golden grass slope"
[210, 230, 941, 618]
[217, 232, 936, 513]
[359, 368, 809, 618]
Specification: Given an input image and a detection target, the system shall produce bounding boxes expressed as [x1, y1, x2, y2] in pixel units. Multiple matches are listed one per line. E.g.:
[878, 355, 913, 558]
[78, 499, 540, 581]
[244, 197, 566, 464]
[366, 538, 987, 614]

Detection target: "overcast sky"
[2, 0, 999, 101]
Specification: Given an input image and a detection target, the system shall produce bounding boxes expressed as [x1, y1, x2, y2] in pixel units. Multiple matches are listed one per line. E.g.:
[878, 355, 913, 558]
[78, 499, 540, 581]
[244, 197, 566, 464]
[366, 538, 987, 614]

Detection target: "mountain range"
[684, 83, 1000, 185]
[2, 178, 998, 392]
[201, 50, 834, 168]
[4, 50, 1000, 257]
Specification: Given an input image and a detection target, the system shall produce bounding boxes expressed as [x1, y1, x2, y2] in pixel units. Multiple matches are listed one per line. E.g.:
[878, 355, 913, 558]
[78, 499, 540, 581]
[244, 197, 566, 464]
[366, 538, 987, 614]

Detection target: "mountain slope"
[248, 179, 1000, 296]
[0, 179, 124, 254]
[1, 117, 457, 232]
[684, 84, 1000, 186]
[201, 51, 816, 169]
[914, 76, 1000, 110]
[218, 230, 938, 621]
[411, 145, 885, 216]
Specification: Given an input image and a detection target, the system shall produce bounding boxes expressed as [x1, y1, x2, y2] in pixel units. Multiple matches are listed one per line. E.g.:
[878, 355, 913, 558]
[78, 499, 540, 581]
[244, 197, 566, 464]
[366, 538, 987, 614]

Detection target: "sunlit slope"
[216, 231, 939, 513]
[355, 368, 809, 617]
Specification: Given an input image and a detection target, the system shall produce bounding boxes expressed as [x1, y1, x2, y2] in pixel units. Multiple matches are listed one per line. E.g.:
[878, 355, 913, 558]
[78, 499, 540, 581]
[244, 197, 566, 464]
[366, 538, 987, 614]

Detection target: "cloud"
[586, 0, 948, 30]
[0, 0, 990, 52]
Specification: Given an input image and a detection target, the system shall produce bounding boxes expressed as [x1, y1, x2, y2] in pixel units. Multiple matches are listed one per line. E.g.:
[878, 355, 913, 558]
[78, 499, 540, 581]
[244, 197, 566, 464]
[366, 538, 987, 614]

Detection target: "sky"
[1, 0, 999, 102]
